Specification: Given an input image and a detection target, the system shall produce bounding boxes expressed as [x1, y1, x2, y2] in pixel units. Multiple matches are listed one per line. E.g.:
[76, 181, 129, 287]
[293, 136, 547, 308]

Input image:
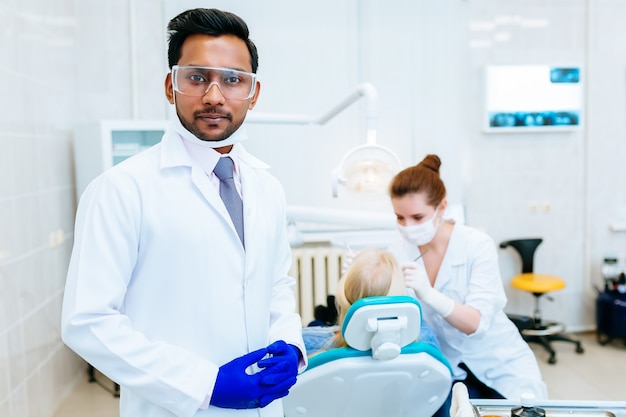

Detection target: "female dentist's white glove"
[402, 261, 454, 318]
[449, 382, 476, 417]
[341, 250, 358, 275]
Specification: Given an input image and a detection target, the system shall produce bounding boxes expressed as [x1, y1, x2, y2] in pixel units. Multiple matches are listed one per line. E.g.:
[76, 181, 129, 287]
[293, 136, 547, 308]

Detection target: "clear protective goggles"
[171, 65, 257, 100]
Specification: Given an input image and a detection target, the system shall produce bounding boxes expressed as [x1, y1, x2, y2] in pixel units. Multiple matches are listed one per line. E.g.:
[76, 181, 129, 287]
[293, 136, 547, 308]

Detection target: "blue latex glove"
[210, 347, 296, 409]
[257, 340, 300, 386]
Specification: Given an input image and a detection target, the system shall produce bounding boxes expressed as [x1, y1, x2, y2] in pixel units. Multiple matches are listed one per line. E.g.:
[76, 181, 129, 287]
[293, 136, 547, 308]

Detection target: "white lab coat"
[61, 129, 306, 417]
[390, 223, 547, 400]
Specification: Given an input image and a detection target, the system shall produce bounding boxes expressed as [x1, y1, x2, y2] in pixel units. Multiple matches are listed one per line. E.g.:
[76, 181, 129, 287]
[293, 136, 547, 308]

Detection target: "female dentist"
[389, 154, 547, 414]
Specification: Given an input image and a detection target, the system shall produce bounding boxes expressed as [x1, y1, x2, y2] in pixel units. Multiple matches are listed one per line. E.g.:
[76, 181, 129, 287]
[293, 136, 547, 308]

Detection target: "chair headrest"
[342, 295, 422, 360]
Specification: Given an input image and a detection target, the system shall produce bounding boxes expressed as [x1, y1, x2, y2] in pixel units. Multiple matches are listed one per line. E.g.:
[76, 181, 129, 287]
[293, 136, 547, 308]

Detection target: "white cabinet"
[73, 119, 169, 199]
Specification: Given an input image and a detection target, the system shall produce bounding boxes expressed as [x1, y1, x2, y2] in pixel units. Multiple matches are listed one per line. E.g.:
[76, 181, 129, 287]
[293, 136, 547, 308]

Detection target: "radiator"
[289, 246, 347, 326]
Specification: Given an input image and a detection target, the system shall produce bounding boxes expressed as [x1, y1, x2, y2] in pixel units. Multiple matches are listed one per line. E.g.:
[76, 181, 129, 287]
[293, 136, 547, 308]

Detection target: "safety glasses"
[171, 65, 257, 100]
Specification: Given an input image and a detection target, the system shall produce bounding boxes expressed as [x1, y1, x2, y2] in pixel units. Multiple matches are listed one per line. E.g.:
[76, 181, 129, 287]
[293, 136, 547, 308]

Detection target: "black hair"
[166, 8, 259, 72]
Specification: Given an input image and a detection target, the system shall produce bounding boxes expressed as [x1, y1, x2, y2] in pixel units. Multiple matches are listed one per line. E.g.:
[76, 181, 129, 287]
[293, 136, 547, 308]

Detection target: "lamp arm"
[245, 82, 378, 139]
[315, 83, 377, 126]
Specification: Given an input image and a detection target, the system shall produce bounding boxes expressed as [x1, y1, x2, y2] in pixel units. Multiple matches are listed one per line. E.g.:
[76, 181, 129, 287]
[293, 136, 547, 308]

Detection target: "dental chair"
[284, 296, 453, 417]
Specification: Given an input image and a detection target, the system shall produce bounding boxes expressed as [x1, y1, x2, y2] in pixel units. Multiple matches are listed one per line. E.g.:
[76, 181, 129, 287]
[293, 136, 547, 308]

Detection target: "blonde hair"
[333, 248, 405, 347]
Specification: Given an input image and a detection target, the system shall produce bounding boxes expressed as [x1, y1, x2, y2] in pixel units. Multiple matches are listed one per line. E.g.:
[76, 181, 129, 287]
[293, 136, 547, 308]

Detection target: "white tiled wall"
[0, 0, 80, 412]
[2, 0, 626, 416]
[0, 0, 164, 415]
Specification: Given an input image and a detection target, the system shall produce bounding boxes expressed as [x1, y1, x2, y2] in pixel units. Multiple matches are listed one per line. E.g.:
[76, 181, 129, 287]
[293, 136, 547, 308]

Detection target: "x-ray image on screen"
[485, 65, 582, 131]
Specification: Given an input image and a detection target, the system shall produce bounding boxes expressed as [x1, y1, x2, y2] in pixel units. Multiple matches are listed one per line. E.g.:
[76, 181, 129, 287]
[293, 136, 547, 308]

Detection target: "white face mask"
[397, 206, 441, 246]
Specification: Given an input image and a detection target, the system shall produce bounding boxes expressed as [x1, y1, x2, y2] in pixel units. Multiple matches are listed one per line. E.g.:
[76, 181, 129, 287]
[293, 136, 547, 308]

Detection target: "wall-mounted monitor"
[485, 65, 582, 132]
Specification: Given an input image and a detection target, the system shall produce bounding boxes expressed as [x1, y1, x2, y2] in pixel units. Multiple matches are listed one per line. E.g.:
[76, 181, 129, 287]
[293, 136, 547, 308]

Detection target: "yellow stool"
[500, 238, 584, 364]
[511, 272, 565, 295]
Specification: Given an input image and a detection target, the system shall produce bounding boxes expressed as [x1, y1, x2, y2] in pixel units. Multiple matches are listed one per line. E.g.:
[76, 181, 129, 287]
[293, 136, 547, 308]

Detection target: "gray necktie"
[213, 157, 245, 247]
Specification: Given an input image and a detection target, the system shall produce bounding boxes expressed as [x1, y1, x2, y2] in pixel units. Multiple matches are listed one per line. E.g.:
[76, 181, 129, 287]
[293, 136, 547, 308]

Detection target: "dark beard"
[177, 109, 238, 142]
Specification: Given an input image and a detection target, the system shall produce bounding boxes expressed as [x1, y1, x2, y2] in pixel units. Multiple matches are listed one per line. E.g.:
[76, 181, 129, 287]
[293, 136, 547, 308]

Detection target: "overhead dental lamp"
[332, 142, 402, 200]
[245, 83, 401, 199]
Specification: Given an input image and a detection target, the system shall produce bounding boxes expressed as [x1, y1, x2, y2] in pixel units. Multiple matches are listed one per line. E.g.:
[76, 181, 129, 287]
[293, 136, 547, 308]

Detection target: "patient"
[301, 249, 474, 417]
[302, 248, 440, 355]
